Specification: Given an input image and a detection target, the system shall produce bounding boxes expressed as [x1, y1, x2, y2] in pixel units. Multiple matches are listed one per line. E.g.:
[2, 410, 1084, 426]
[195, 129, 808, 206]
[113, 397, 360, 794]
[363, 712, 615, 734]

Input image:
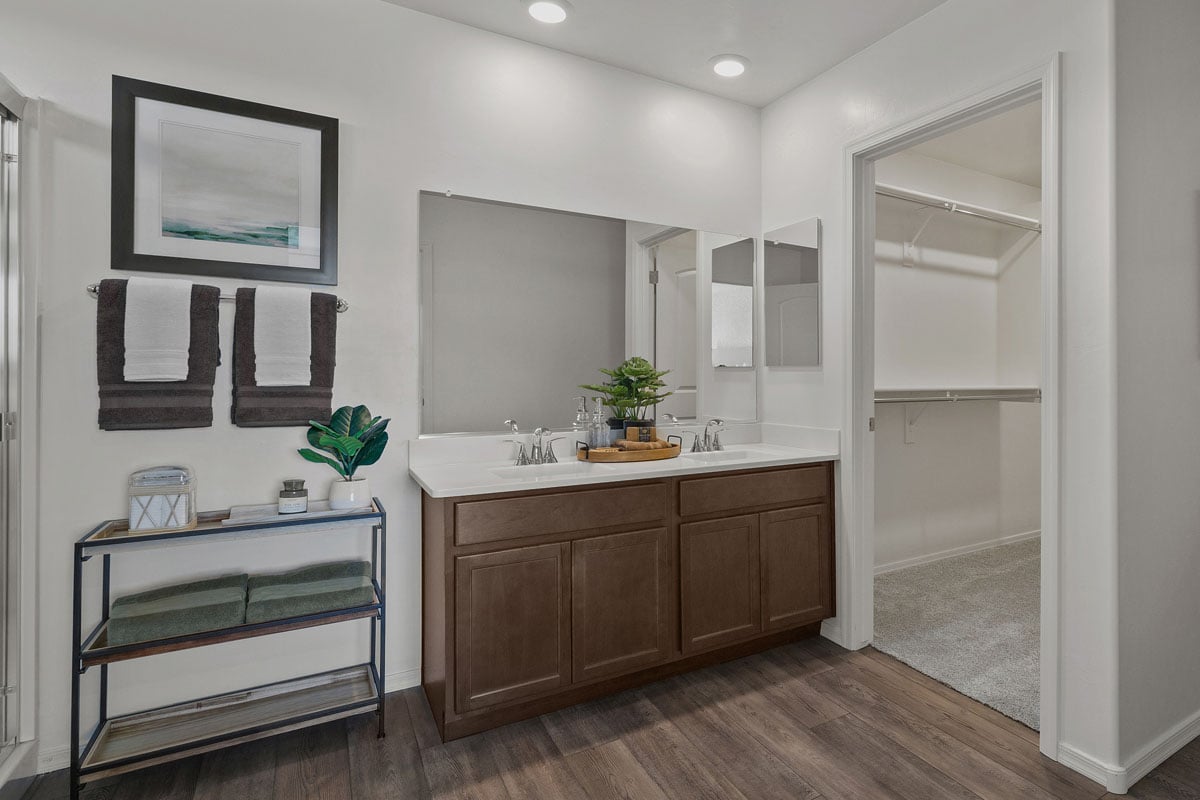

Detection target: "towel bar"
[86, 283, 349, 313]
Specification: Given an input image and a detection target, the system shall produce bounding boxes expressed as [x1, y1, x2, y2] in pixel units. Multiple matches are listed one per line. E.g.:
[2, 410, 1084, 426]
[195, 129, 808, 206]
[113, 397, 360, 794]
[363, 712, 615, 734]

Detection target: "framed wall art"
[111, 75, 338, 285]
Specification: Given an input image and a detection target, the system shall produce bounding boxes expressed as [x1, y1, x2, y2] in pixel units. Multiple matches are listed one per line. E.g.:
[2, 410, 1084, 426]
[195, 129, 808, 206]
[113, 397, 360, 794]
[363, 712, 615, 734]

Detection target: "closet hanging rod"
[876, 183, 1042, 233]
[86, 283, 349, 313]
[874, 388, 1042, 404]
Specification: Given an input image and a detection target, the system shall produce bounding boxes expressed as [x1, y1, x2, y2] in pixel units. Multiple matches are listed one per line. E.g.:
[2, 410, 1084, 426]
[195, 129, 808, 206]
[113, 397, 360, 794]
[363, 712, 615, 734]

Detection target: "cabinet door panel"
[680, 515, 761, 654]
[572, 528, 672, 682]
[760, 505, 832, 630]
[454, 543, 570, 713]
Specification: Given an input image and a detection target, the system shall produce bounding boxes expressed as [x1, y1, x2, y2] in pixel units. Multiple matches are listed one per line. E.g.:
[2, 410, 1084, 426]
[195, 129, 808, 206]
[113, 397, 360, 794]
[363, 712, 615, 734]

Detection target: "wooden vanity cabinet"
[422, 462, 834, 741]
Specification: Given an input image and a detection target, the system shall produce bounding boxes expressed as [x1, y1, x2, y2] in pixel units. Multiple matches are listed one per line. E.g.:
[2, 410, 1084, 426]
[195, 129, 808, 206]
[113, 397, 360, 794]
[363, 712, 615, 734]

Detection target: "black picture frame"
[111, 75, 339, 285]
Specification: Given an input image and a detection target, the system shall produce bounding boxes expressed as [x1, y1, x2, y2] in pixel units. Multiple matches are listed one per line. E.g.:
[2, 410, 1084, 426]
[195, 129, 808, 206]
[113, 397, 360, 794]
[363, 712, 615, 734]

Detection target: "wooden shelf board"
[81, 593, 381, 668]
[80, 664, 377, 779]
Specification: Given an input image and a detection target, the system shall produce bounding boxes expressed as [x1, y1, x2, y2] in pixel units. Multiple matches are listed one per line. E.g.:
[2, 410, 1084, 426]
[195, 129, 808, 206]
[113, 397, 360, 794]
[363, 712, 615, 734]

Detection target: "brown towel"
[97, 279, 220, 430]
[232, 288, 336, 427]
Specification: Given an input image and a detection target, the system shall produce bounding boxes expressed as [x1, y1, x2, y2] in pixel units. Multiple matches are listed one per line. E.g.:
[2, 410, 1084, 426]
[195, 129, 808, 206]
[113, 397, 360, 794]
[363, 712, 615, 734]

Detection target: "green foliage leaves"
[580, 356, 673, 421]
[297, 404, 390, 480]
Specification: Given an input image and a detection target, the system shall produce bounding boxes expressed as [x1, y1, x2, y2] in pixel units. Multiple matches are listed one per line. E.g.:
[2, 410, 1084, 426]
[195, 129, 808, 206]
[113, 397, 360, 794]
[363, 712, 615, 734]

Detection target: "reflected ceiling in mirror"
[764, 218, 821, 367]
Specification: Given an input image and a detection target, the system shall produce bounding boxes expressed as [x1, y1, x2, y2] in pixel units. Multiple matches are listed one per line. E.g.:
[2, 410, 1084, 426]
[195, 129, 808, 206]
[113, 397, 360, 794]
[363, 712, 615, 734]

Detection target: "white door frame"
[842, 55, 1062, 757]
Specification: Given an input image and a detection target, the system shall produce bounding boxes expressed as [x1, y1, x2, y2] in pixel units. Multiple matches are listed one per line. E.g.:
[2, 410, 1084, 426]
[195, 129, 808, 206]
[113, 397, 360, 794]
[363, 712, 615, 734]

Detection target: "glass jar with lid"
[128, 466, 197, 533]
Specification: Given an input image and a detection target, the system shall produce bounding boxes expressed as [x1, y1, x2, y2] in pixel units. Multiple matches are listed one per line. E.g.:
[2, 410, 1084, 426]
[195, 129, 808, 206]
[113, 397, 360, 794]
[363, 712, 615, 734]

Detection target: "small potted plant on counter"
[298, 404, 390, 510]
[581, 356, 672, 443]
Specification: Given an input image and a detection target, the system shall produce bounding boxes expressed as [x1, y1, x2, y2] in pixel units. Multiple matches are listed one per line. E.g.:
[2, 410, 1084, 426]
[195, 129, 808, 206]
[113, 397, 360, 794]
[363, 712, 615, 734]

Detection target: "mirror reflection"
[764, 218, 821, 367]
[419, 192, 757, 434]
[710, 237, 755, 368]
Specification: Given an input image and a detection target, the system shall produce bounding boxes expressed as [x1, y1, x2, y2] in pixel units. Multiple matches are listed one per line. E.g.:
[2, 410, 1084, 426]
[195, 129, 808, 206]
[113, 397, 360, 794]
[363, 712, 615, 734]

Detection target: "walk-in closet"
[871, 100, 1043, 729]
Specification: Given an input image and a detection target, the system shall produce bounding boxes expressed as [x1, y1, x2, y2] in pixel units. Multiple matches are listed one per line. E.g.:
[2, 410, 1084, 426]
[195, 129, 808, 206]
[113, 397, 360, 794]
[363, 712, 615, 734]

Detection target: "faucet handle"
[504, 419, 519, 433]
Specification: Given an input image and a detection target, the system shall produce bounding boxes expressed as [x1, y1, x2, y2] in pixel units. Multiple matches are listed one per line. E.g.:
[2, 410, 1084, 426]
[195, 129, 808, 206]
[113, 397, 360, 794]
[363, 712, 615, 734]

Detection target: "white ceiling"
[383, 0, 947, 107]
[910, 101, 1043, 187]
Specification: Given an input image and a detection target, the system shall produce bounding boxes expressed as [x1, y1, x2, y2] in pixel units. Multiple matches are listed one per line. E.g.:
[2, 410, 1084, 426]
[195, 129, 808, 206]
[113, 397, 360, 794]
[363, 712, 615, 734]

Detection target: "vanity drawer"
[679, 465, 829, 518]
[454, 483, 669, 546]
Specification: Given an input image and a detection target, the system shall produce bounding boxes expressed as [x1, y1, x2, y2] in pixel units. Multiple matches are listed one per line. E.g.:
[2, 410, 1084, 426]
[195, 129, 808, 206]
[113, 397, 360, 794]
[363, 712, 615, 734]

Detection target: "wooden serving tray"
[577, 436, 682, 463]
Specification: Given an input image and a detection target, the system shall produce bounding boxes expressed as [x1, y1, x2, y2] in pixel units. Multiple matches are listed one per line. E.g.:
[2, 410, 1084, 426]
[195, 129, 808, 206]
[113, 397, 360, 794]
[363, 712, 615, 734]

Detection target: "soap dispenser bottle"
[589, 398, 606, 448]
[572, 396, 589, 442]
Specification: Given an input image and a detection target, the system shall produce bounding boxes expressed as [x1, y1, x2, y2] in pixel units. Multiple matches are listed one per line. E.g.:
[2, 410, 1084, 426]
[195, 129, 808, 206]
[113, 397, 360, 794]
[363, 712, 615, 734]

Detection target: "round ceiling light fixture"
[710, 54, 749, 78]
[526, 0, 570, 24]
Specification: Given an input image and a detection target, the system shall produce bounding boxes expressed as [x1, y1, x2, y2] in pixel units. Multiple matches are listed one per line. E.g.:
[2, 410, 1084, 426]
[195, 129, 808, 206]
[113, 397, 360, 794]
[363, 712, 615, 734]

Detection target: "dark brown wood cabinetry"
[422, 461, 835, 741]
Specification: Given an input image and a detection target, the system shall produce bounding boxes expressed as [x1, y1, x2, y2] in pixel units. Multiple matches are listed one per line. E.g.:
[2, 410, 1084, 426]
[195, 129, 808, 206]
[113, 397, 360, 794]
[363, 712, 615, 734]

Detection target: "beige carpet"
[873, 537, 1040, 730]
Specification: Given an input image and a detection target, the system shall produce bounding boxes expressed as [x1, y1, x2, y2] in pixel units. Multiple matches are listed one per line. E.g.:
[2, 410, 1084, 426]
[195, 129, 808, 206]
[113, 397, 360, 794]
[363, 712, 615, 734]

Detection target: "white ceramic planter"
[329, 477, 370, 510]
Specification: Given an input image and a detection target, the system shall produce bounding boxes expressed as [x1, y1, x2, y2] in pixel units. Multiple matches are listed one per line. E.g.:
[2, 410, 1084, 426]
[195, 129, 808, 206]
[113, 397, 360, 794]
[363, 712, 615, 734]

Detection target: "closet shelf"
[874, 387, 1041, 404]
[876, 183, 1041, 232]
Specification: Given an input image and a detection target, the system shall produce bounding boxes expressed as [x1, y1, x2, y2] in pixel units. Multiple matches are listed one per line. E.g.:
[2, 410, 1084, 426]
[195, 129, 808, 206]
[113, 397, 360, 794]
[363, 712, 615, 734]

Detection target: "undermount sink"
[679, 449, 754, 462]
[490, 461, 613, 479]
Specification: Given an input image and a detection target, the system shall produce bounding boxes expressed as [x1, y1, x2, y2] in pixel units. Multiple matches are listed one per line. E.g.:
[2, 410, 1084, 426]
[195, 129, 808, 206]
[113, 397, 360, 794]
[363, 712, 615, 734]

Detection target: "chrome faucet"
[504, 420, 530, 466]
[531, 426, 559, 465]
[702, 418, 726, 452]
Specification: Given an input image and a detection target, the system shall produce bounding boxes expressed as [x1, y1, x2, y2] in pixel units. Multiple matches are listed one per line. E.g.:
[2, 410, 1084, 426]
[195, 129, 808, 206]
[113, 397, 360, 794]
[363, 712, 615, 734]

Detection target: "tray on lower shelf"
[79, 664, 379, 780]
[80, 589, 382, 667]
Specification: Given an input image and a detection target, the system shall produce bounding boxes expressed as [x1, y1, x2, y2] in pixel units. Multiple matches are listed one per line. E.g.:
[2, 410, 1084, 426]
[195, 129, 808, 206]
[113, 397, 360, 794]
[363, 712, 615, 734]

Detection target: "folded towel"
[248, 560, 371, 592]
[108, 573, 248, 646]
[123, 277, 193, 381]
[232, 287, 336, 427]
[97, 279, 221, 430]
[245, 575, 374, 624]
[253, 286, 313, 386]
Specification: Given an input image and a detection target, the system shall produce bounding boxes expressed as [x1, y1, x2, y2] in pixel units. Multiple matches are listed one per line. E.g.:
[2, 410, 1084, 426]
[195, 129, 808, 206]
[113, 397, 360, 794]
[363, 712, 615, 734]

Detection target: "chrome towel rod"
[86, 283, 349, 313]
[874, 388, 1042, 404]
[876, 183, 1042, 233]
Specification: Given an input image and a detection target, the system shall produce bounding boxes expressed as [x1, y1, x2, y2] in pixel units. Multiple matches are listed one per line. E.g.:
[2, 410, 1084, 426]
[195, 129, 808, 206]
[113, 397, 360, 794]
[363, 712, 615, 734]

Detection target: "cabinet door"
[572, 528, 672, 683]
[680, 514, 761, 654]
[760, 505, 832, 631]
[454, 542, 570, 713]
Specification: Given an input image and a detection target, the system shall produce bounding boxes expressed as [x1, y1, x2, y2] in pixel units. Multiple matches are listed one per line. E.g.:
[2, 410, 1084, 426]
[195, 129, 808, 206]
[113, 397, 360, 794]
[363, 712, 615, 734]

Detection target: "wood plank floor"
[23, 640, 1189, 799]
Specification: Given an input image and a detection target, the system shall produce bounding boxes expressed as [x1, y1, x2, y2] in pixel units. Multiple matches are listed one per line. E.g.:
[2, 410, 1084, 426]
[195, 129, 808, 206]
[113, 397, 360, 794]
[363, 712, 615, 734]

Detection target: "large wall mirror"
[419, 192, 757, 434]
[763, 217, 821, 367]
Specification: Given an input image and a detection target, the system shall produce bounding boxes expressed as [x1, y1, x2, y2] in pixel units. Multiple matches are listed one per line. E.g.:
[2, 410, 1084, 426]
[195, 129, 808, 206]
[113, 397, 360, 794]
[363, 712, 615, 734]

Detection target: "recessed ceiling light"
[526, 0, 570, 24]
[710, 54, 749, 78]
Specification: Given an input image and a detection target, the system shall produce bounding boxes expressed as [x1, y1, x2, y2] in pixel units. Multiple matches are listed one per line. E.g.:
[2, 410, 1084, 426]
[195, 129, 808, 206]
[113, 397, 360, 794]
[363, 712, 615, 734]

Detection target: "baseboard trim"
[385, 666, 421, 694]
[1057, 743, 1127, 793]
[874, 529, 1041, 575]
[36, 668, 426, 775]
[1111, 704, 1200, 794]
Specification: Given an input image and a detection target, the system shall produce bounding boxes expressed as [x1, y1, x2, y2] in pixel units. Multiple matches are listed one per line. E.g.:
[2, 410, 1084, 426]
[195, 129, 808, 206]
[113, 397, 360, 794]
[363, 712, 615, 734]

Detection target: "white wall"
[1113, 0, 1200, 766]
[419, 194, 626, 433]
[0, 0, 761, 767]
[761, 0, 1119, 767]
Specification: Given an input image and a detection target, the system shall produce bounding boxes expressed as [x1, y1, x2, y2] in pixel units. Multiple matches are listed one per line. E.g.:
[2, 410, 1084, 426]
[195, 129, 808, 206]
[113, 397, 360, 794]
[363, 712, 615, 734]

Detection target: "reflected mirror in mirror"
[764, 217, 821, 367]
[710, 236, 755, 368]
[419, 192, 757, 434]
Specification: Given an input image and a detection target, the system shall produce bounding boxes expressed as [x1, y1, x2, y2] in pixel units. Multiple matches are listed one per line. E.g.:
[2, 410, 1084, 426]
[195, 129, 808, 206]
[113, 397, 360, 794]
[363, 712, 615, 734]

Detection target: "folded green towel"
[247, 560, 371, 592]
[108, 573, 248, 646]
[245, 575, 375, 624]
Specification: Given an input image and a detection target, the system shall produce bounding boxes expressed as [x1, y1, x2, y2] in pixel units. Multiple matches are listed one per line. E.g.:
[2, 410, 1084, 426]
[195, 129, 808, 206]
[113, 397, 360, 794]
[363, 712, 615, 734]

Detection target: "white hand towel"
[123, 277, 193, 382]
[254, 286, 313, 386]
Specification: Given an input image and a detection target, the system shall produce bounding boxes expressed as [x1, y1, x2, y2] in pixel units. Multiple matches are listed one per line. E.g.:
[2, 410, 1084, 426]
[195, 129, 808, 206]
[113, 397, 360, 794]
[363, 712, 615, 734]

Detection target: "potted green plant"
[581, 357, 672, 442]
[298, 404, 390, 510]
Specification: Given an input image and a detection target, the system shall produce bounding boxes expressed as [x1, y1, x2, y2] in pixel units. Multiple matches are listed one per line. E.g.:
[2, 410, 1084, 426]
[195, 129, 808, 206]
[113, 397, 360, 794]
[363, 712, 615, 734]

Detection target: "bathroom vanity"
[413, 446, 836, 741]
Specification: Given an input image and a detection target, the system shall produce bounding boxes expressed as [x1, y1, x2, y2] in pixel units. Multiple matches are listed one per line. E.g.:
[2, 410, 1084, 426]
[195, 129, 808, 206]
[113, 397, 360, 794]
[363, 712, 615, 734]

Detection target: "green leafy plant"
[298, 404, 390, 481]
[581, 357, 672, 422]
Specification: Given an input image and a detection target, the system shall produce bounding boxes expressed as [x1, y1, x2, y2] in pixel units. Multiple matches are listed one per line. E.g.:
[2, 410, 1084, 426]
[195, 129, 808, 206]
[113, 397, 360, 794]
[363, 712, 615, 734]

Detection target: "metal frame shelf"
[70, 499, 387, 799]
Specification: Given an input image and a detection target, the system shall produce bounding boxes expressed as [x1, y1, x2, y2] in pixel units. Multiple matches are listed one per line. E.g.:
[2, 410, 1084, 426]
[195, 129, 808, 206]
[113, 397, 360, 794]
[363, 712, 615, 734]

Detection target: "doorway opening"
[846, 59, 1060, 755]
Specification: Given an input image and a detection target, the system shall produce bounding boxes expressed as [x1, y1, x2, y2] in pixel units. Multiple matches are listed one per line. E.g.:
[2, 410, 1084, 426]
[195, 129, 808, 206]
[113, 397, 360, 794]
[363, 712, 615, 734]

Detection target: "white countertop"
[408, 442, 838, 498]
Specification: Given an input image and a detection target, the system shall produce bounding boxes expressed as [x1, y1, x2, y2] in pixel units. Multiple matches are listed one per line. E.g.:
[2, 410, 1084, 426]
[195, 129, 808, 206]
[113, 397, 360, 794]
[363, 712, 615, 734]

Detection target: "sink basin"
[490, 462, 612, 479]
[679, 449, 752, 462]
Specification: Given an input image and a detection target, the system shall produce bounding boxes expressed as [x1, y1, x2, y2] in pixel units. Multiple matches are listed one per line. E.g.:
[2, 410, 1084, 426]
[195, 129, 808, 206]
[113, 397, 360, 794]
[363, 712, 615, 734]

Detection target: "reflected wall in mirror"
[710, 236, 755, 368]
[763, 217, 821, 367]
[419, 192, 757, 434]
